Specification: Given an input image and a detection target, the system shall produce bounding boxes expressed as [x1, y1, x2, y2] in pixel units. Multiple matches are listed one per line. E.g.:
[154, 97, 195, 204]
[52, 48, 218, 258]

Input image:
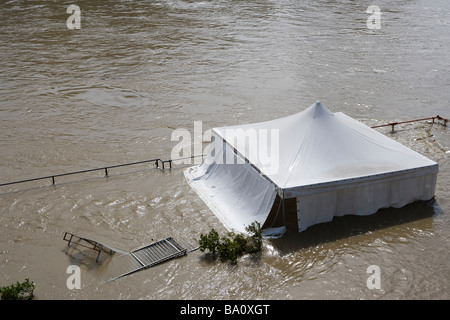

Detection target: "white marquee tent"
[184, 102, 438, 234]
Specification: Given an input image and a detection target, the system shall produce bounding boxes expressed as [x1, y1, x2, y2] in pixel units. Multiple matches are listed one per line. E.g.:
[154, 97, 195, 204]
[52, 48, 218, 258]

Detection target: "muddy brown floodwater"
[1, 0, 449, 299]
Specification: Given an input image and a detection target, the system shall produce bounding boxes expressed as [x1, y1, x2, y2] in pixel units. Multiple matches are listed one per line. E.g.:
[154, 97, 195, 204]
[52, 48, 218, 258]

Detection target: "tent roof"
[186, 101, 438, 233]
[213, 101, 437, 192]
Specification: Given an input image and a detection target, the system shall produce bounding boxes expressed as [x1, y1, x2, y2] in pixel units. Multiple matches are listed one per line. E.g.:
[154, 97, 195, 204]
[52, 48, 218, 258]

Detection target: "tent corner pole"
[282, 191, 286, 226]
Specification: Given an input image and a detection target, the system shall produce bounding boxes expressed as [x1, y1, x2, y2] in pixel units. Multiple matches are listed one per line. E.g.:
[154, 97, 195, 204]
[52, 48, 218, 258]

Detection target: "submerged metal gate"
[107, 237, 188, 281]
[64, 232, 197, 282]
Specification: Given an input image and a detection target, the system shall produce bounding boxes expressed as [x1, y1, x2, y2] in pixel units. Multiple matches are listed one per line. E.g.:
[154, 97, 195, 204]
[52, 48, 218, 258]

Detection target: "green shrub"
[199, 228, 220, 254]
[0, 278, 35, 300]
[217, 236, 241, 265]
[198, 221, 263, 265]
[244, 221, 263, 253]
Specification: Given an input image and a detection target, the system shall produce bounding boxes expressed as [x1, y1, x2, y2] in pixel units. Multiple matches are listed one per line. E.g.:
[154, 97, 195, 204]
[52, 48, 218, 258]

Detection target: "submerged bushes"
[199, 221, 263, 265]
[0, 278, 35, 300]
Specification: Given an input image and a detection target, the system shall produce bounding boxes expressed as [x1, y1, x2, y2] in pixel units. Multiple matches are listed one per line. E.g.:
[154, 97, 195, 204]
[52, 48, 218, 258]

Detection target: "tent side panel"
[184, 134, 277, 233]
[296, 171, 437, 232]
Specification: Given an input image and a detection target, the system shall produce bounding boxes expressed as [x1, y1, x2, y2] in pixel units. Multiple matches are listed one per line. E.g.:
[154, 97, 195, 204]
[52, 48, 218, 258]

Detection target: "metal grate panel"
[107, 237, 187, 281]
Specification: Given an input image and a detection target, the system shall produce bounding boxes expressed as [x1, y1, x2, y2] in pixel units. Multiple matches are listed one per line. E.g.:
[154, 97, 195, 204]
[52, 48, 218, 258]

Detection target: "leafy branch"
[0, 278, 35, 300]
[199, 221, 263, 265]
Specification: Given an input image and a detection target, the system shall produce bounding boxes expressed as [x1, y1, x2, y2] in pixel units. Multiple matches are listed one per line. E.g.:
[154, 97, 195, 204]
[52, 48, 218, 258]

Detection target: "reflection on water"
[0, 0, 449, 299]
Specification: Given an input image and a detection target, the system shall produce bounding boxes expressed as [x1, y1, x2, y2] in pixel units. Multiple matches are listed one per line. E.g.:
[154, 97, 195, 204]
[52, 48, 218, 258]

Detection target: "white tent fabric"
[184, 138, 277, 233]
[185, 102, 438, 233]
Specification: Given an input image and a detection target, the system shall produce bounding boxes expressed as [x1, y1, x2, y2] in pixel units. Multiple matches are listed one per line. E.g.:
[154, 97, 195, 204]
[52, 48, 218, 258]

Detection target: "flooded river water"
[1, 0, 449, 299]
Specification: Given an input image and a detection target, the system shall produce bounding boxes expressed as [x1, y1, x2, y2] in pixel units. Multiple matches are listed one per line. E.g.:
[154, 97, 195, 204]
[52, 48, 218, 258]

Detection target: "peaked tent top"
[214, 101, 437, 191]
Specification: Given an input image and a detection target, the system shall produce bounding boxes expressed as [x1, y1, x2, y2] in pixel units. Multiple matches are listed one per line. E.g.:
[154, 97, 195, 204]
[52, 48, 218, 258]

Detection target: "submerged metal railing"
[0, 158, 165, 187]
[0, 155, 203, 188]
[371, 115, 448, 132]
[1, 114, 447, 189]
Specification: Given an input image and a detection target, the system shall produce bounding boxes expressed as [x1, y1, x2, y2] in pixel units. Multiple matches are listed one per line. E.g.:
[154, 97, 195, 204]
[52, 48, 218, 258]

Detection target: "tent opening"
[262, 196, 297, 230]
